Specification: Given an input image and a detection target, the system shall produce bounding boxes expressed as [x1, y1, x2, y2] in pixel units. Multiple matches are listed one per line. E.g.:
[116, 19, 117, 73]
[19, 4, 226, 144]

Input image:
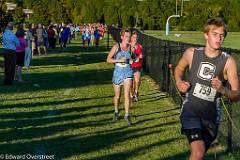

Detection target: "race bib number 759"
[193, 83, 217, 102]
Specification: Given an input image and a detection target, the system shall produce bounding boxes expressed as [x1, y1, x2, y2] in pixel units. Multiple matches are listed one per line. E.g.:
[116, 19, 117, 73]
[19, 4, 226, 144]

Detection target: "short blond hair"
[204, 18, 227, 37]
[120, 28, 131, 36]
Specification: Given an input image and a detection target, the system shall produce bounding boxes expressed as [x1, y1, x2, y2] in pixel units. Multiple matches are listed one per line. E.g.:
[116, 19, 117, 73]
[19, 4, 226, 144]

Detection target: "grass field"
[145, 30, 240, 50]
[0, 37, 239, 159]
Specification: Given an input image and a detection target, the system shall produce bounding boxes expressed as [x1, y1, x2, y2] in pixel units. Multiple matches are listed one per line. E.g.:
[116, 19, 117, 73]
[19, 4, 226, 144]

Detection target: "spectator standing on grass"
[36, 23, 47, 55]
[61, 26, 71, 48]
[48, 25, 56, 49]
[54, 24, 60, 46]
[94, 26, 101, 47]
[2, 22, 19, 85]
[29, 23, 36, 56]
[90, 26, 95, 46]
[85, 26, 91, 48]
[175, 17, 240, 160]
[107, 28, 135, 126]
[24, 24, 33, 69]
[15, 24, 27, 82]
[43, 25, 49, 49]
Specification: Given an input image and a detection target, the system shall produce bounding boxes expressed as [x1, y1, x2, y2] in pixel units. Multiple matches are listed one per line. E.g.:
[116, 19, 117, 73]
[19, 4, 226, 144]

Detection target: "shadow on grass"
[0, 45, 111, 93]
[0, 91, 230, 159]
[0, 95, 113, 109]
[0, 111, 114, 143]
[0, 118, 179, 160]
[39, 44, 110, 55]
[138, 94, 169, 102]
[0, 99, 178, 142]
[162, 147, 234, 160]
[31, 49, 108, 67]
[135, 107, 180, 118]
[139, 91, 163, 97]
[2, 95, 54, 101]
[0, 41, 216, 159]
[217, 130, 240, 159]
[134, 116, 178, 126]
[90, 137, 181, 160]
[0, 68, 113, 94]
[0, 83, 182, 159]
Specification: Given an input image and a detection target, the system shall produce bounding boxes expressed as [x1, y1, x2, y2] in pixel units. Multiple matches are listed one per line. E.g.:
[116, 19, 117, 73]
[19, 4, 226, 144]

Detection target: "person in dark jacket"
[2, 22, 20, 85]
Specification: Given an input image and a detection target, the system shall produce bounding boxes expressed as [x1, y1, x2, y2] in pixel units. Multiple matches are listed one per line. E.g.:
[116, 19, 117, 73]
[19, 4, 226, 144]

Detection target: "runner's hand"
[129, 59, 133, 64]
[118, 58, 126, 63]
[176, 80, 191, 93]
[211, 76, 224, 93]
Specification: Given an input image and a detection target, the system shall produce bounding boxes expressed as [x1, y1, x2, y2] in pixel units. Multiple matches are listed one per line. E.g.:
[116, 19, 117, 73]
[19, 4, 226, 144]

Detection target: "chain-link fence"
[108, 26, 240, 154]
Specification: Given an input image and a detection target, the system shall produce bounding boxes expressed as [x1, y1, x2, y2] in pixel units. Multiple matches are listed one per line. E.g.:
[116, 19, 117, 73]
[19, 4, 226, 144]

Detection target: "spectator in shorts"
[36, 23, 47, 55]
[29, 23, 36, 56]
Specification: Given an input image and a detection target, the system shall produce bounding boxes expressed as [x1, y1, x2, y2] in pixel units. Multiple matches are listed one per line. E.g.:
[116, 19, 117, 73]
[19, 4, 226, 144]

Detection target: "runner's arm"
[107, 44, 125, 64]
[139, 44, 143, 59]
[175, 48, 193, 93]
[220, 56, 240, 101]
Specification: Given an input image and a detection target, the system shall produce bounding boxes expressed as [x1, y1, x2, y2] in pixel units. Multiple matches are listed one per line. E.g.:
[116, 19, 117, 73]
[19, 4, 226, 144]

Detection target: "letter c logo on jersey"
[197, 62, 216, 81]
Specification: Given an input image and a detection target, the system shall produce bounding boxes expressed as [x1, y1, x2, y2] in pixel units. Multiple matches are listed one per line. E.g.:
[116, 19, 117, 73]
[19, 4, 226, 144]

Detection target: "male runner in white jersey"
[175, 18, 240, 160]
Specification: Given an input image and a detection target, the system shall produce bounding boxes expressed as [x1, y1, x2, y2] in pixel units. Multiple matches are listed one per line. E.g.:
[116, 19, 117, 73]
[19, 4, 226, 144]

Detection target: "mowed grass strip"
[145, 30, 240, 50]
[0, 37, 237, 159]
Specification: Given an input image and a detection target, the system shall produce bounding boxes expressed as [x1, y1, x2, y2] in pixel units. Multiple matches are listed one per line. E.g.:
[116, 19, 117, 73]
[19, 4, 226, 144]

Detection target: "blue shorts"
[180, 100, 218, 128]
[182, 128, 215, 151]
[180, 100, 219, 150]
[112, 65, 133, 85]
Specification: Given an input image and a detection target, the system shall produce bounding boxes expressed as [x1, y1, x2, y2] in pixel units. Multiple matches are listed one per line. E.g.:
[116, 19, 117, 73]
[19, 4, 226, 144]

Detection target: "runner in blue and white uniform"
[107, 29, 134, 126]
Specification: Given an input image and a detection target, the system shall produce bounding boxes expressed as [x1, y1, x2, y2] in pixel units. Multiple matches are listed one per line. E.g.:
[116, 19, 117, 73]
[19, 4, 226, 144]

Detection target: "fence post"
[145, 35, 150, 73]
[227, 101, 233, 152]
[116, 28, 120, 43]
[107, 27, 110, 49]
[161, 41, 168, 92]
[141, 34, 147, 72]
[167, 43, 172, 93]
[226, 48, 233, 152]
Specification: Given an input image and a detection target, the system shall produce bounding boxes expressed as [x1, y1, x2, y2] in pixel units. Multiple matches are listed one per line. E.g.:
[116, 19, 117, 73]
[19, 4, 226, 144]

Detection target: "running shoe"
[124, 115, 132, 126]
[113, 112, 119, 122]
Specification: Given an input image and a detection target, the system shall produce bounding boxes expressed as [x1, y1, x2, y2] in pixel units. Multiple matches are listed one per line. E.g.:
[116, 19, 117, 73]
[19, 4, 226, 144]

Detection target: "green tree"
[12, 6, 25, 24]
[0, 0, 8, 32]
[13, 0, 240, 31]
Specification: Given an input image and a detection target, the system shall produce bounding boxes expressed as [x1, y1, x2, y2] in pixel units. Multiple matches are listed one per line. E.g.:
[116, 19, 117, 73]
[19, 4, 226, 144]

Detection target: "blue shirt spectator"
[61, 27, 71, 40]
[2, 22, 20, 85]
[3, 29, 19, 51]
[94, 29, 100, 39]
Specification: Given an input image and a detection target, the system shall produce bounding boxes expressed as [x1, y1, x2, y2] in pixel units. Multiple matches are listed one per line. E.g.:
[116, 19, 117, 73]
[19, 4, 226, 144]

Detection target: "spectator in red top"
[48, 25, 56, 49]
[130, 31, 143, 101]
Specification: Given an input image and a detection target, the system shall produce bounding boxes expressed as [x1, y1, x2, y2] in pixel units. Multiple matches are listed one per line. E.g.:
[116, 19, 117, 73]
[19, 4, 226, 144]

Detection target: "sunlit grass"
[0, 36, 238, 159]
[145, 30, 240, 50]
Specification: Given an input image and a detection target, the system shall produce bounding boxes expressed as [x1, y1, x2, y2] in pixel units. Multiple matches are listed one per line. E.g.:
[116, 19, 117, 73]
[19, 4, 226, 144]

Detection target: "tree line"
[1, 0, 240, 31]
